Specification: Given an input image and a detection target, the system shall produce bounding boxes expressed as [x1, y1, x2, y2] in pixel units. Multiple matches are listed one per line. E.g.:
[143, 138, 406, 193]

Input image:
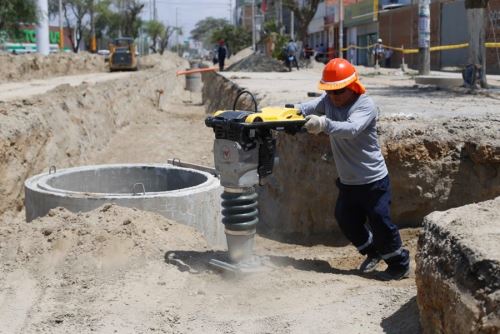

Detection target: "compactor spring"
[221, 190, 259, 231]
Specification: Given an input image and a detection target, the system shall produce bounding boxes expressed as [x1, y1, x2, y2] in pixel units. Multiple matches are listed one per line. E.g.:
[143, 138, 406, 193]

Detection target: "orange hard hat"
[318, 58, 365, 94]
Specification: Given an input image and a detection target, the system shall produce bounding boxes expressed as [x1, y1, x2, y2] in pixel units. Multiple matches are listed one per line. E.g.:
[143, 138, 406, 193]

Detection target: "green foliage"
[262, 19, 288, 60]
[94, 0, 118, 40]
[145, 20, 164, 40]
[190, 17, 228, 49]
[48, 0, 144, 48]
[120, 0, 144, 38]
[263, 20, 281, 35]
[0, 0, 38, 33]
[272, 34, 289, 60]
[210, 25, 251, 54]
[145, 20, 178, 55]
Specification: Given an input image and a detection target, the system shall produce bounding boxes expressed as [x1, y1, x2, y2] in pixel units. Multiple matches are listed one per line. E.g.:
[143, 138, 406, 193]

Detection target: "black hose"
[232, 90, 258, 113]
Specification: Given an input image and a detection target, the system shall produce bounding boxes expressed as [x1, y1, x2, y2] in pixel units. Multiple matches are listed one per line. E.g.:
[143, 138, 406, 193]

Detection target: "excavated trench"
[202, 70, 500, 332]
[0, 53, 497, 332]
[202, 71, 500, 238]
[0, 54, 192, 216]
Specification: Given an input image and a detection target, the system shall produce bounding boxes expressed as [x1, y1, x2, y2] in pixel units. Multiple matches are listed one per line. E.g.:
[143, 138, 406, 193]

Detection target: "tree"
[282, 0, 321, 43]
[120, 0, 144, 38]
[0, 0, 38, 35]
[93, 0, 143, 40]
[190, 17, 228, 49]
[94, 0, 119, 41]
[211, 25, 252, 54]
[61, 0, 91, 53]
[145, 20, 177, 55]
[49, 0, 144, 51]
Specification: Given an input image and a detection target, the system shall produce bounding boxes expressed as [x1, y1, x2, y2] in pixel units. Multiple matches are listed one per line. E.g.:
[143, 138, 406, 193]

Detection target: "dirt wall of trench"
[0, 53, 188, 215]
[202, 72, 258, 113]
[202, 72, 500, 240]
[415, 197, 500, 333]
[0, 52, 107, 83]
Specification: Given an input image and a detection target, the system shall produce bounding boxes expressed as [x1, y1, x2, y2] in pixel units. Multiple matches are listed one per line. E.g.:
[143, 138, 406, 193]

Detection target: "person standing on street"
[372, 38, 385, 68]
[299, 58, 410, 281]
[217, 39, 228, 71]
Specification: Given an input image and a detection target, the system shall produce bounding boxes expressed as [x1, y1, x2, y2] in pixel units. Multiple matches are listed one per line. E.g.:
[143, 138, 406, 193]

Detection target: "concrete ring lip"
[24, 163, 226, 247]
[26, 163, 218, 199]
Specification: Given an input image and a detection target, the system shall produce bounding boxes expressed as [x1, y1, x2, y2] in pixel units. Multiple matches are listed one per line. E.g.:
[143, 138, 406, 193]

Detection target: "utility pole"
[291, 11, 294, 40]
[418, 0, 430, 75]
[118, 0, 122, 37]
[339, 0, 344, 58]
[154, 0, 157, 21]
[36, 0, 50, 55]
[252, 0, 256, 51]
[90, 0, 96, 53]
[279, 0, 284, 34]
[229, 0, 232, 24]
[465, 0, 488, 88]
[176, 7, 179, 55]
[58, 0, 64, 51]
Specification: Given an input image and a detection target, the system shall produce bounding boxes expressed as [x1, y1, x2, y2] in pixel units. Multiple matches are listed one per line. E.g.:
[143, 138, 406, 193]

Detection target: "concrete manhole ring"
[24, 164, 225, 246]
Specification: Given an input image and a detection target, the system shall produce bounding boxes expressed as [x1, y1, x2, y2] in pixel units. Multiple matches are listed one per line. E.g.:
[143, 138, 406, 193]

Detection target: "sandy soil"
[0, 53, 439, 333]
[0, 52, 107, 84]
[0, 204, 420, 334]
[0, 72, 134, 102]
[90, 94, 214, 168]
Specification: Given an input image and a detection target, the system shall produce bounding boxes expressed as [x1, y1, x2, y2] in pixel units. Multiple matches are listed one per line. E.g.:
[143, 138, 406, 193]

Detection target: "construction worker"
[372, 38, 385, 68]
[299, 58, 410, 280]
[217, 39, 228, 71]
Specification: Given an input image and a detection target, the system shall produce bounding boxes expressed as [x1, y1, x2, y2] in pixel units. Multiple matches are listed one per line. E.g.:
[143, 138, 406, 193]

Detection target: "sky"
[142, 0, 235, 42]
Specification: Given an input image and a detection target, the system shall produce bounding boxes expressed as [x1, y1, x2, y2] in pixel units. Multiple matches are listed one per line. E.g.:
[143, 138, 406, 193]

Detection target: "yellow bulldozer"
[109, 37, 138, 72]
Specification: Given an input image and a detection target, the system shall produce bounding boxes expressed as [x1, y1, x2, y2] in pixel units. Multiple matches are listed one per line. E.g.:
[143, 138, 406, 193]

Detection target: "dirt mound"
[227, 53, 288, 72]
[0, 204, 420, 333]
[0, 52, 107, 83]
[0, 204, 208, 275]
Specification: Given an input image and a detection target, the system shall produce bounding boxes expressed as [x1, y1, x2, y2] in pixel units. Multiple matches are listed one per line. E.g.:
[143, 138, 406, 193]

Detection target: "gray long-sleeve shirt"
[299, 93, 388, 185]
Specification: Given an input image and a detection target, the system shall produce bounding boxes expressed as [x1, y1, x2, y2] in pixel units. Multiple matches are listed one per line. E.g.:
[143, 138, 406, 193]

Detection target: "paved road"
[0, 72, 134, 102]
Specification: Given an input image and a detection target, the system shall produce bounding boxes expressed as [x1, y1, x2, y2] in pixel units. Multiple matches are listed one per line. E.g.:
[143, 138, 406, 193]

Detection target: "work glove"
[304, 115, 326, 135]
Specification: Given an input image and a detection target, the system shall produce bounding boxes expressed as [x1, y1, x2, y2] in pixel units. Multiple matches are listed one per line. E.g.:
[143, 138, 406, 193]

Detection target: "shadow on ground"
[381, 296, 421, 334]
[257, 229, 351, 247]
[164, 250, 361, 277]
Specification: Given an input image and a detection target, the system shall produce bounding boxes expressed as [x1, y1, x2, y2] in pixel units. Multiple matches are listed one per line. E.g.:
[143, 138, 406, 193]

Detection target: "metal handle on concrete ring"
[131, 183, 146, 196]
[49, 166, 57, 174]
[171, 158, 181, 166]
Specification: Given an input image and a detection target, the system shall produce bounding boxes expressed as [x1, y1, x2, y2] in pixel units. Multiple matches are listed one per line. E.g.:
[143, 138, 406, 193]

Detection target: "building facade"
[305, 0, 500, 73]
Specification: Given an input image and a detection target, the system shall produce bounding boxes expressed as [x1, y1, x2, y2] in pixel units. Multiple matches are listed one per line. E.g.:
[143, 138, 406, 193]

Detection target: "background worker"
[372, 38, 385, 68]
[217, 39, 228, 71]
[285, 39, 299, 70]
[299, 58, 410, 281]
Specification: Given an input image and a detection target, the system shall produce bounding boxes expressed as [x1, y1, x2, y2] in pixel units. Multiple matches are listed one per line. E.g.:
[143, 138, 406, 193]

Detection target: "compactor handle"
[233, 90, 258, 113]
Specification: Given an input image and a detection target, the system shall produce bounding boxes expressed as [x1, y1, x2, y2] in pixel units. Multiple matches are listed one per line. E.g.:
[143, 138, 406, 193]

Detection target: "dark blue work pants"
[334, 175, 409, 268]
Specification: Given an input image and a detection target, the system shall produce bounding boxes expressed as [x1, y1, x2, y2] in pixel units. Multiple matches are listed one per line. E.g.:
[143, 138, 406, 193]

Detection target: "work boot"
[377, 264, 410, 281]
[359, 253, 382, 273]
